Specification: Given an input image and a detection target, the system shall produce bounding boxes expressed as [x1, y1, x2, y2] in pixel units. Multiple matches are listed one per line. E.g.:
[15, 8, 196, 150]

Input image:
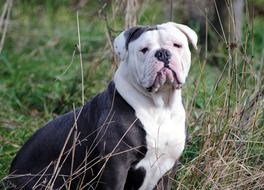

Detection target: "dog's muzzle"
[147, 49, 182, 92]
[155, 48, 171, 67]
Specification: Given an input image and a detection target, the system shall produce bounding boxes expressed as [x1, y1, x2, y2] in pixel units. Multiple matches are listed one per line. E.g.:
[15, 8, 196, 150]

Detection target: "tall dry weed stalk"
[0, 0, 13, 54]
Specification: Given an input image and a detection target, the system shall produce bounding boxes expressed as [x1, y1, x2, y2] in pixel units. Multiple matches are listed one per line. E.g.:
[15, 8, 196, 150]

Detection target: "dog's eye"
[173, 43, 182, 48]
[140, 47, 149, 54]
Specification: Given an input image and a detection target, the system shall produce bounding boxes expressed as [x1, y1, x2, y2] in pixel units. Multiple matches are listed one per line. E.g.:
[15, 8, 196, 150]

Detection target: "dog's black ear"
[114, 26, 146, 61]
[124, 26, 146, 50]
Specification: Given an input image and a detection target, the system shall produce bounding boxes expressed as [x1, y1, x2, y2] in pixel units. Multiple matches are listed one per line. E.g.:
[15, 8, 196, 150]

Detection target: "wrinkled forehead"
[126, 25, 187, 49]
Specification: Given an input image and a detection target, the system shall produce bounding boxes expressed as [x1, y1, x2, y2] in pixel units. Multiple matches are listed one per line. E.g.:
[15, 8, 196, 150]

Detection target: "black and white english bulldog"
[6, 22, 197, 190]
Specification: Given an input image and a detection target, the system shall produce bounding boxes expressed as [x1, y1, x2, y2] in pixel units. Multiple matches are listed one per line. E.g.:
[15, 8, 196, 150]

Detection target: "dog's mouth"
[146, 67, 182, 92]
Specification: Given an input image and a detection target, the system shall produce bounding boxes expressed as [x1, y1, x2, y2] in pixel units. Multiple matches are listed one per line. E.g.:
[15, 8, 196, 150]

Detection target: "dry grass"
[176, 1, 264, 188]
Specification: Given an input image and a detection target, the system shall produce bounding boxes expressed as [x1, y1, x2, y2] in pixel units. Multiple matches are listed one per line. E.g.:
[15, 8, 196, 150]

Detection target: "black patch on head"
[125, 25, 158, 49]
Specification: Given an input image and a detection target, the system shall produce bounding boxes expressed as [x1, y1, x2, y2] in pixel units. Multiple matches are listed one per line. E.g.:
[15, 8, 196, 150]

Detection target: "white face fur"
[114, 22, 197, 93]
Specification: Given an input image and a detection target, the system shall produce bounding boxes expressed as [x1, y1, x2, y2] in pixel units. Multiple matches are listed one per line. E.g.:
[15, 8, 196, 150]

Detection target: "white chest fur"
[135, 101, 186, 190]
[114, 64, 187, 189]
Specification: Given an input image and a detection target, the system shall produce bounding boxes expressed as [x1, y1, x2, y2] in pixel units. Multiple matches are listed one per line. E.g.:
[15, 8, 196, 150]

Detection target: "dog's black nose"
[155, 48, 171, 64]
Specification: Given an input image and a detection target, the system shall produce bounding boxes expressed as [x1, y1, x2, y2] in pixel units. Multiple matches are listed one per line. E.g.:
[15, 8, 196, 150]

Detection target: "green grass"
[0, 2, 112, 179]
[1, 0, 264, 189]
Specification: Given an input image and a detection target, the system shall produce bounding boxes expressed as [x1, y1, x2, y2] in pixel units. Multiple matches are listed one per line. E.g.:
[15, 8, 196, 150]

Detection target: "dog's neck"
[114, 62, 183, 116]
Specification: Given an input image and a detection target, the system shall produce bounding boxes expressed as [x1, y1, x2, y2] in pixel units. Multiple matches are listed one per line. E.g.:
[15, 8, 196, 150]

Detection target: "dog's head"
[114, 22, 197, 93]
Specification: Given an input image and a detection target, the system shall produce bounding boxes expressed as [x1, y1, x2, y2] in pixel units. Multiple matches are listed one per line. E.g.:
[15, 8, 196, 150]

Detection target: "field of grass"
[0, 0, 264, 189]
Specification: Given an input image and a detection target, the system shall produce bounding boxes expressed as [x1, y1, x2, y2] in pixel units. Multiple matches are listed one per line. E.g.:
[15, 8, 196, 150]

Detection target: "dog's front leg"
[95, 157, 130, 190]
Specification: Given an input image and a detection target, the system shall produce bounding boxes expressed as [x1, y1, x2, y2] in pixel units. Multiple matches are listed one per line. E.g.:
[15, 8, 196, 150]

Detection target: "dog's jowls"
[6, 22, 197, 190]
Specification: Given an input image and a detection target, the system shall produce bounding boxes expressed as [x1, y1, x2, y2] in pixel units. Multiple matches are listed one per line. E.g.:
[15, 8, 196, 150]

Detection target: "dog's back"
[6, 82, 147, 189]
